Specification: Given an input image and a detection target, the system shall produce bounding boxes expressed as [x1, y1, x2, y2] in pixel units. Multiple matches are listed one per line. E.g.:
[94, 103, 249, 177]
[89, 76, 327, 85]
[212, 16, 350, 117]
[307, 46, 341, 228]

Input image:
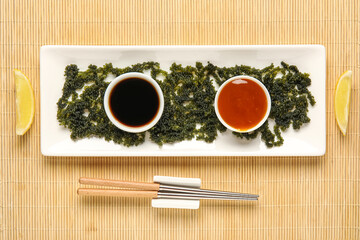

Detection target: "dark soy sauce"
[109, 78, 159, 127]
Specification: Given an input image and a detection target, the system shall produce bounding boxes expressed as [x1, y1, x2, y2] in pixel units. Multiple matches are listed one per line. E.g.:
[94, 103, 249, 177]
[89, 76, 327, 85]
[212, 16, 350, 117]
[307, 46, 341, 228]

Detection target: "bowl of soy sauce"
[104, 72, 164, 133]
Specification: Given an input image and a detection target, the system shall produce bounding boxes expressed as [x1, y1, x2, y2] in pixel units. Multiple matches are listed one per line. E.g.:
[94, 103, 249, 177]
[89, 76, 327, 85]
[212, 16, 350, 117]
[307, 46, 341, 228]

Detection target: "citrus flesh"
[334, 70, 352, 135]
[14, 69, 35, 135]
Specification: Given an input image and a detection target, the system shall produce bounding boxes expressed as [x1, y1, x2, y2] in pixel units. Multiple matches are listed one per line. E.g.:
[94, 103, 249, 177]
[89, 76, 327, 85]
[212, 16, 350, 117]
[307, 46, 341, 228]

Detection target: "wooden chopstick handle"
[77, 188, 158, 198]
[79, 177, 160, 191]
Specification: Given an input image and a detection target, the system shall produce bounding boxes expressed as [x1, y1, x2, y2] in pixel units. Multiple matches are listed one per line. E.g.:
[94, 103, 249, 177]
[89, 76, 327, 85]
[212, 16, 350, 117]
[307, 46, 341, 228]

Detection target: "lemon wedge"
[335, 70, 352, 135]
[14, 69, 35, 135]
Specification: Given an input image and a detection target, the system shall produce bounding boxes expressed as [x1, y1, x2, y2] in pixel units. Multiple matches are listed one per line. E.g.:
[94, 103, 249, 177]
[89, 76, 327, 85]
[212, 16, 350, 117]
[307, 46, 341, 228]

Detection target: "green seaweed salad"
[57, 61, 315, 148]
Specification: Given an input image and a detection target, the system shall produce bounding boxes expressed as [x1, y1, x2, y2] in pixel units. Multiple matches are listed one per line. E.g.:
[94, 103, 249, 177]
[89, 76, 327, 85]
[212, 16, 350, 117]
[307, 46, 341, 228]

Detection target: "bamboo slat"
[0, 0, 359, 239]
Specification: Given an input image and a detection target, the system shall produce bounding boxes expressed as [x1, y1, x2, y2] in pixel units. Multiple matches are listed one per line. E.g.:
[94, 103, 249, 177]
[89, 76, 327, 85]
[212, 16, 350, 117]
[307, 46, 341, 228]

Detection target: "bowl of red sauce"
[214, 76, 271, 133]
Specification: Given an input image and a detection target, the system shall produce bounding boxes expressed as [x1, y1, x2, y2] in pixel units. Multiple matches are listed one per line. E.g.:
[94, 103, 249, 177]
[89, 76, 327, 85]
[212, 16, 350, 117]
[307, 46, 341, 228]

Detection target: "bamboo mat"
[1, 0, 359, 239]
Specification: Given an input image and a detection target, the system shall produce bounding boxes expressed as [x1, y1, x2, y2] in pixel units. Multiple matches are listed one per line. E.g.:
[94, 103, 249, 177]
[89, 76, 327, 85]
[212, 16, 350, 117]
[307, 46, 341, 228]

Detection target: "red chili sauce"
[217, 79, 268, 131]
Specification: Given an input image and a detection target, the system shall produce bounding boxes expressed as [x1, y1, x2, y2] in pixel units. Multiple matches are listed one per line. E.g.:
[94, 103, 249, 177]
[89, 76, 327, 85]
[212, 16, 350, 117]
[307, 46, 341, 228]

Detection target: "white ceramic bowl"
[103, 72, 164, 133]
[214, 75, 271, 133]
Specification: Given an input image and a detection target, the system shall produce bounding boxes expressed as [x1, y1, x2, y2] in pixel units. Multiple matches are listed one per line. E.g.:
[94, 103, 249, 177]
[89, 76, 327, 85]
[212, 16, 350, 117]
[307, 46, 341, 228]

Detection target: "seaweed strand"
[57, 61, 315, 147]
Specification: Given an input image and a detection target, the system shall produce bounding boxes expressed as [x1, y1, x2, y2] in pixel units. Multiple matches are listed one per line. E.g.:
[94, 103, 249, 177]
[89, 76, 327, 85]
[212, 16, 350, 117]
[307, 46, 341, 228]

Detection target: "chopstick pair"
[77, 177, 259, 201]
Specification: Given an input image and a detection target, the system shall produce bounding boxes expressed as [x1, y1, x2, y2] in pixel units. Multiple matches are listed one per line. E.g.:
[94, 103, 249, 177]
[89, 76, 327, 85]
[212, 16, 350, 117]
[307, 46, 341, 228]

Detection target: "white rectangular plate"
[40, 45, 326, 156]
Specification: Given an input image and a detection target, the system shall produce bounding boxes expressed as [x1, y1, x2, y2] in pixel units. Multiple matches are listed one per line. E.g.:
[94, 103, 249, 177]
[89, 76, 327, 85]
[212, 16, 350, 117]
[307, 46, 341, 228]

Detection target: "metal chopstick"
[77, 188, 259, 201]
[159, 184, 259, 199]
[157, 192, 258, 201]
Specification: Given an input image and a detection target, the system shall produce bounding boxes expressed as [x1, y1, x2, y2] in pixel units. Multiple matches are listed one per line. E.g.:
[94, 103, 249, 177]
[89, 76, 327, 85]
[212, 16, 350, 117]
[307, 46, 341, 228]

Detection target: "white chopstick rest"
[151, 176, 201, 209]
